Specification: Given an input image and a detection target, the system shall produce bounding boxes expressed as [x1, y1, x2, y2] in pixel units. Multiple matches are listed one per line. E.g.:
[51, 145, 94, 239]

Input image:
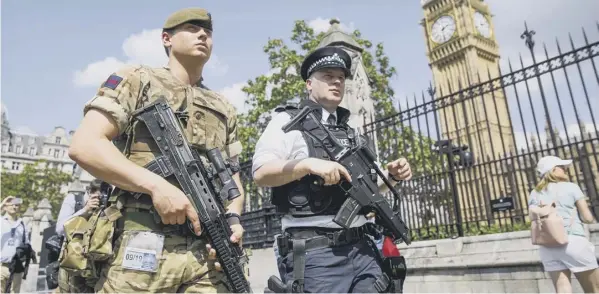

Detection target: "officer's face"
[307, 68, 346, 108]
[163, 23, 213, 61]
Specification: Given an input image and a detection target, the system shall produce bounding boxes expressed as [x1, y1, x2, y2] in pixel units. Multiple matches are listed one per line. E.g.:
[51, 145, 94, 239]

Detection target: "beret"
[300, 46, 352, 81]
[163, 8, 212, 31]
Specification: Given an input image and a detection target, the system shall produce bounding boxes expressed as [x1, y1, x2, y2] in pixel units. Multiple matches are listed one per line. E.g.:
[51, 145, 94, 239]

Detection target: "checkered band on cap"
[307, 53, 347, 77]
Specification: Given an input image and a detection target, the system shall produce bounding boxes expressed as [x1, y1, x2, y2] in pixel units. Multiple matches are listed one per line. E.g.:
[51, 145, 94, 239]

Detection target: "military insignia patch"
[103, 74, 123, 90]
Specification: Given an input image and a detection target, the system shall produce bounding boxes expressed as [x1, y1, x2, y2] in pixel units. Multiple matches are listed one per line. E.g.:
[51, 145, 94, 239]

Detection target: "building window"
[11, 162, 20, 170]
[1, 144, 7, 153]
[29, 147, 36, 156]
[16, 145, 22, 154]
[55, 137, 61, 144]
[54, 149, 61, 158]
[48, 148, 52, 155]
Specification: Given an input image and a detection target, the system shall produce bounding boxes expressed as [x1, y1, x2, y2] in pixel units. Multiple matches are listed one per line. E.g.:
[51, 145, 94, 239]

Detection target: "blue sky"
[1, 0, 598, 149]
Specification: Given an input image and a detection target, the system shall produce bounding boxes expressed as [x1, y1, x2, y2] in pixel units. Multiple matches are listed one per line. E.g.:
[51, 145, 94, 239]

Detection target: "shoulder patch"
[102, 74, 123, 90]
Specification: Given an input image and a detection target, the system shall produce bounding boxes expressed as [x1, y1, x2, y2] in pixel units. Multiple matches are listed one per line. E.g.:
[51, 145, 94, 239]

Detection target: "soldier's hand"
[149, 180, 202, 236]
[230, 223, 244, 246]
[206, 224, 244, 272]
[302, 158, 352, 186]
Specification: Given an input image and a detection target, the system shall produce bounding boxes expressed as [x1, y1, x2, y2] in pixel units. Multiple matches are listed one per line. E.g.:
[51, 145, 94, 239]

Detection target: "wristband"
[225, 212, 241, 226]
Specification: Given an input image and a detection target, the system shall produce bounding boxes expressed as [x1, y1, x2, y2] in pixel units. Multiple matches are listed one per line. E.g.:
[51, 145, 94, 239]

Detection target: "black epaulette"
[274, 102, 299, 113]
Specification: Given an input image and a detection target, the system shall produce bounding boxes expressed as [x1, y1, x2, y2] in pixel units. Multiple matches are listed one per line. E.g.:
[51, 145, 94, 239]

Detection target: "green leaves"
[1, 160, 73, 218]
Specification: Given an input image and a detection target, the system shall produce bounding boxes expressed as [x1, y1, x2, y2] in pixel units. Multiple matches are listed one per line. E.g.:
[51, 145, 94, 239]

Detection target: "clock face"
[473, 11, 491, 38]
[430, 15, 456, 44]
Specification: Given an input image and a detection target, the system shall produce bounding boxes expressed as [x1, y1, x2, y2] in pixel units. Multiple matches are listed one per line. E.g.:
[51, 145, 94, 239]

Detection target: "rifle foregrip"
[333, 197, 361, 229]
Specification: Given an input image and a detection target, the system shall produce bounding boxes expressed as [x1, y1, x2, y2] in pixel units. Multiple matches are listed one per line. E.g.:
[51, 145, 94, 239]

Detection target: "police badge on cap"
[300, 46, 352, 81]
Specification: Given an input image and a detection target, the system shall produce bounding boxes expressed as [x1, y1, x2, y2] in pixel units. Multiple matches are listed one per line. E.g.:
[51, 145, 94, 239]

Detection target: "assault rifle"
[129, 97, 252, 293]
[282, 104, 412, 245]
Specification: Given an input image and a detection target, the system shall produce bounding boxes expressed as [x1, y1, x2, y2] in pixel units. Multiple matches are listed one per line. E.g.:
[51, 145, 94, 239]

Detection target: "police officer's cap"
[163, 8, 213, 31]
[300, 46, 352, 81]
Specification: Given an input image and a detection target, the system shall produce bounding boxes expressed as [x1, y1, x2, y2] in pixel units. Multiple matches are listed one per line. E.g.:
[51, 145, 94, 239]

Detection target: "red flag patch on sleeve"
[102, 74, 123, 90]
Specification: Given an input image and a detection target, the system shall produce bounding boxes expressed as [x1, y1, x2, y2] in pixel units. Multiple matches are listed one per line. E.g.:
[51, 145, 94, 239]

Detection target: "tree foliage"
[1, 160, 73, 217]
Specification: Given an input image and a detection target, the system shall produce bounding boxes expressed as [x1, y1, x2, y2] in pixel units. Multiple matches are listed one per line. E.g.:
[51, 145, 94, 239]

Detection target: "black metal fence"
[239, 24, 599, 248]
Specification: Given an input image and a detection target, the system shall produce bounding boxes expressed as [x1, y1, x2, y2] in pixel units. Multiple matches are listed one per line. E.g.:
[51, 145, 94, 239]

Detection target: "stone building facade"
[0, 105, 94, 192]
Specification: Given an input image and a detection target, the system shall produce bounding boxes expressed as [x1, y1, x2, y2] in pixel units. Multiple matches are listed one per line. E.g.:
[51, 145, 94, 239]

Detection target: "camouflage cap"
[163, 8, 213, 31]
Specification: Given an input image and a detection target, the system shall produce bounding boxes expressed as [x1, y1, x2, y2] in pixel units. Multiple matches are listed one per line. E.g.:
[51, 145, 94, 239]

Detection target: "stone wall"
[397, 224, 599, 293]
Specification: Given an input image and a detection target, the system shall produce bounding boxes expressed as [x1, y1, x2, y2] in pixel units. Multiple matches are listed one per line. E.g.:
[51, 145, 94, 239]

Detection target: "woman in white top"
[528, 156, 598, 293]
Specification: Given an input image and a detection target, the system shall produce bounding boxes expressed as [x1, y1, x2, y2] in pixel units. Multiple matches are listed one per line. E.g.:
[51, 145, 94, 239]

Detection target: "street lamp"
[433, 139, 474, 237]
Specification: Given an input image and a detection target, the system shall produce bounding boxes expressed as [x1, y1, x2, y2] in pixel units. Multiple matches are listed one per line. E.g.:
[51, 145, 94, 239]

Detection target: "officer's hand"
[387, 158, 412, 181]
[302, 158, 352, 186]
[84, 194, 100, 212]
[149, 180, 202, 236]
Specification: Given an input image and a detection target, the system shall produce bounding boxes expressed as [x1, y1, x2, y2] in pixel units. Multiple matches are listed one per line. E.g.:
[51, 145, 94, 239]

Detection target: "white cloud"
[219, 82, 248, 114]
[73, 28, 228, 87]
[308, 17, 356, 34]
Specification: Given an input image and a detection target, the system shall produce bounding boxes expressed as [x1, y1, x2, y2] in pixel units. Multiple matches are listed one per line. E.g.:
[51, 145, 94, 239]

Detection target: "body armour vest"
[270, 102, 356, 217]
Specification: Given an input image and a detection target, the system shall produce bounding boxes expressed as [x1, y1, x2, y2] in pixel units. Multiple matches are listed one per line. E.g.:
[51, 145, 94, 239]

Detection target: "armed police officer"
[68, 7, 245, 293]
[253, 46, 412, 293]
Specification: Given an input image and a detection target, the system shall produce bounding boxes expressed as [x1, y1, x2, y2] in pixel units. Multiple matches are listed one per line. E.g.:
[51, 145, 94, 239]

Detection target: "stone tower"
[421, 0, 515, 159]
[317, 19, 379, 155]
[317, 19, 376, 130]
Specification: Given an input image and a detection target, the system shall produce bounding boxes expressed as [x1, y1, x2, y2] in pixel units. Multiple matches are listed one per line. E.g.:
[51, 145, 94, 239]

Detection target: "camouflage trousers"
[93, 230, 229, 292]
[57, 267, 96, 293]
[91, 209, 230, 293]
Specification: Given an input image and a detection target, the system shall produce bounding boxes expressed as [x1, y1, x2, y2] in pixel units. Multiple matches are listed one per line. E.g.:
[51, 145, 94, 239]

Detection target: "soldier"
[253, 46, 412, 293]
[68, 7, 245, 293]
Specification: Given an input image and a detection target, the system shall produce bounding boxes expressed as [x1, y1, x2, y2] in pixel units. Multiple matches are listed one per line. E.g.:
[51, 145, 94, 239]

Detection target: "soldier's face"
[163, 23, 213, 61]
[307, 68, 346, 108]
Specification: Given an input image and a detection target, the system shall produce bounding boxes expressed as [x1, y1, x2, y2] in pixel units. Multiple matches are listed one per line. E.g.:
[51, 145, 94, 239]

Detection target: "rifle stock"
[129, 97, 252, 293]
[282, 106, 412, 245]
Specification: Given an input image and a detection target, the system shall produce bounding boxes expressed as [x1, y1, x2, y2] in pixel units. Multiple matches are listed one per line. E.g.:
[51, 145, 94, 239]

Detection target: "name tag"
[122, 248, 158, 272]
[120, 231, 164, 273]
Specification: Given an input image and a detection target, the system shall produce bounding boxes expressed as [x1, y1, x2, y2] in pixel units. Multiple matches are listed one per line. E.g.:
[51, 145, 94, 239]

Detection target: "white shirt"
[252, 108, 368, 230]
[1, 215, 30, 263]
[56, 192, 90, 237]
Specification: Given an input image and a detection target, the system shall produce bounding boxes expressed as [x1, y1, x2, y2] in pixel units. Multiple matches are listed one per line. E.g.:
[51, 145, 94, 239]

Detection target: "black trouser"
[274, 225, 401, 293]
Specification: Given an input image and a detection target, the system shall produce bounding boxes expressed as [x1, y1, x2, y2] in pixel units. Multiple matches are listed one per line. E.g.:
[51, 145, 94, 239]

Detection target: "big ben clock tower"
[421, 0, 515, 161]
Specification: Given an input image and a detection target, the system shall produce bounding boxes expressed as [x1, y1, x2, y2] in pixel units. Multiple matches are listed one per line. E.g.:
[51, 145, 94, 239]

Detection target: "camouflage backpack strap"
[107, 67, 152, 214]
[113, 66, 152, 158]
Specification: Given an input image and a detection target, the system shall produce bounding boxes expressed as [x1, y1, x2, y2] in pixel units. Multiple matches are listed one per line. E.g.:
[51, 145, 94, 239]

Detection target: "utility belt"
[268, 223, 405, 293]
[276, 225, 371, 257]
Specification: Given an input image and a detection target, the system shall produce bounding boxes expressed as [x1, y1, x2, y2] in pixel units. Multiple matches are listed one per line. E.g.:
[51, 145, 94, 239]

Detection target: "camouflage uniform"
[73, 9, 242, 293]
